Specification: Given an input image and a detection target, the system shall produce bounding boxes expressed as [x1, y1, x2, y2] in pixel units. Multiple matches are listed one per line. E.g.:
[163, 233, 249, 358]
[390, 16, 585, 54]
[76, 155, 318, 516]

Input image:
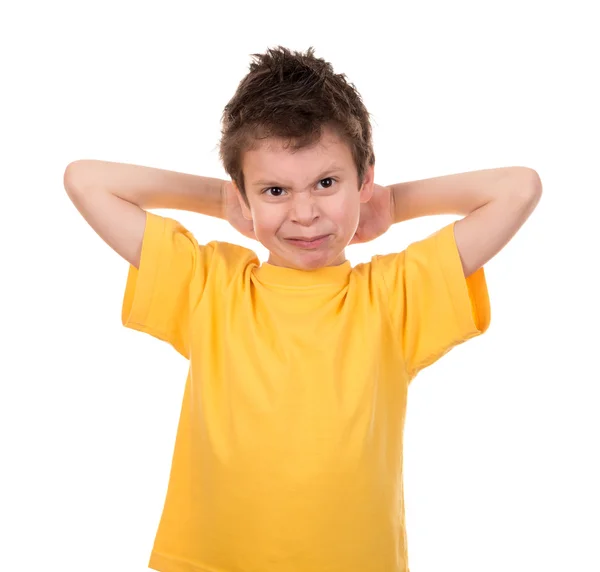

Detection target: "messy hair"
[218, 45, 376, 208]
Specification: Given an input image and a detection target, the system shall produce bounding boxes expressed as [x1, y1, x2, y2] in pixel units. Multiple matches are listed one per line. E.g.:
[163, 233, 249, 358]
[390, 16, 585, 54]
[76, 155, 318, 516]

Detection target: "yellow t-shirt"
[122, 211, 491, 572]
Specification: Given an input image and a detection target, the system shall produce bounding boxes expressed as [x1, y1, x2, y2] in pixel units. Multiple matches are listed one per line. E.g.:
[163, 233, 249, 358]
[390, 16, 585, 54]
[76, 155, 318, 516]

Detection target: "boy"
[64, 45, 542, 572]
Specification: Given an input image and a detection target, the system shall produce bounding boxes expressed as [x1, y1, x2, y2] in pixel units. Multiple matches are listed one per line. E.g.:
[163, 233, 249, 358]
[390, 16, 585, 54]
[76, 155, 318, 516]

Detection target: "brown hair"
[218, 45, 376, 208]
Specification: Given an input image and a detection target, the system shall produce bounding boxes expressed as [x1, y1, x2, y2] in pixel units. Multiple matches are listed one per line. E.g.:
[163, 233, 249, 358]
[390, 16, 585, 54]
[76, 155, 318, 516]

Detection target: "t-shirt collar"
[254, 260, 352, 287]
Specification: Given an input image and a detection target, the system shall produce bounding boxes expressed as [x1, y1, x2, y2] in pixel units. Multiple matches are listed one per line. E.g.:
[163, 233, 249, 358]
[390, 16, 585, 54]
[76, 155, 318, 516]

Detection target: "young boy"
[64, 46, 542, 572]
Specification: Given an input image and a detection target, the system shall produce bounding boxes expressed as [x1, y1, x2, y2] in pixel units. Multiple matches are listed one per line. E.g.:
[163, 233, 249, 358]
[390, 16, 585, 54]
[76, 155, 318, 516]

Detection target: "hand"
[349, 183, 394, 245]
[222, 180, 257, 241]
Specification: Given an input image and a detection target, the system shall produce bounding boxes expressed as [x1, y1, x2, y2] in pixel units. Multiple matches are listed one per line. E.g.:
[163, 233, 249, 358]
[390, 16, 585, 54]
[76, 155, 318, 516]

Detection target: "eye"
[262, 177, 337, 197]
[318, 177, 336, 189]
[262, 186, 286, 198]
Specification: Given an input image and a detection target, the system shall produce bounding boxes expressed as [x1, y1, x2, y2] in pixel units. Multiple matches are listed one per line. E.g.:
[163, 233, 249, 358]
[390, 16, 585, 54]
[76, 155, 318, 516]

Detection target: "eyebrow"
[251, 165, 345, 188]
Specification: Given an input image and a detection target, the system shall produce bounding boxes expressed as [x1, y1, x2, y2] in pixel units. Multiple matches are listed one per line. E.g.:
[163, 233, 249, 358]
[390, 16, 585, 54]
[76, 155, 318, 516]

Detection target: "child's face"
[234, 126, 375, 270]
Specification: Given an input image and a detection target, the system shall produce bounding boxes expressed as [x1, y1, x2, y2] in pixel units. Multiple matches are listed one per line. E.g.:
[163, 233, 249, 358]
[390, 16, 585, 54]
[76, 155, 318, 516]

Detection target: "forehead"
[243, 128, 353, 183]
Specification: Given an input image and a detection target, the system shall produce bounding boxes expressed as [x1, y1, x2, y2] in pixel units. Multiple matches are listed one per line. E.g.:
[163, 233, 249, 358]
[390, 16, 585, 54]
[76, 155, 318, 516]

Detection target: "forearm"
[65, 160, 226, 218]
[390, 166, 537, 224]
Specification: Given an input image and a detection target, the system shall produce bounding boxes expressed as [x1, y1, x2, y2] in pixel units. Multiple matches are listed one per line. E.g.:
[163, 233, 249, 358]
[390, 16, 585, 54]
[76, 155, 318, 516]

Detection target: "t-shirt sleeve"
[373, 221, 491, 383]
[121, 211, 216, 360]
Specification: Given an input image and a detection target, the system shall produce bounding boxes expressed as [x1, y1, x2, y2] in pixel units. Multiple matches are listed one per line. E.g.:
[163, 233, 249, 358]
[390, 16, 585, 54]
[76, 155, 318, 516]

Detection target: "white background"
[2, 1, 598, 571]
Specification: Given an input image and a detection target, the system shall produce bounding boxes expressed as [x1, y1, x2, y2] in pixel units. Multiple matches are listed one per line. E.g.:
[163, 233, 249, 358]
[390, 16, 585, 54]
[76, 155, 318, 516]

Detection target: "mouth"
[285, 235, 330, 249]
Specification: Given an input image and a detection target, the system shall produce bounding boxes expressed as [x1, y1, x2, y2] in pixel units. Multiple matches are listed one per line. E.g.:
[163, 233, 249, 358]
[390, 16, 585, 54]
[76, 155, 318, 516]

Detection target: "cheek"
[330, 198, 359, 225]
[252, 210, 281, 237]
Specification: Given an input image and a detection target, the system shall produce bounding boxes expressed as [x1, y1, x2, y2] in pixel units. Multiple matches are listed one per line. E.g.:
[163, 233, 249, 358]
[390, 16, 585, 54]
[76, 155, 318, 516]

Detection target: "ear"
[233, 182, 254, 220]
[359, 164, 375, 203]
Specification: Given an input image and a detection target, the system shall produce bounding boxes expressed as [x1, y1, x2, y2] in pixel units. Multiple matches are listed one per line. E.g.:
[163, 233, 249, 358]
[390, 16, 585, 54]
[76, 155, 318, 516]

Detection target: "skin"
[226, 129, 542, 278]
[232, 125, 375, 270]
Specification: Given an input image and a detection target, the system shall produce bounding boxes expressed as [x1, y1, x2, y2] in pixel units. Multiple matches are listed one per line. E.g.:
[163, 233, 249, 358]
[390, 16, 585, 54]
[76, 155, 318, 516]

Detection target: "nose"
[289, 193, 320, 224]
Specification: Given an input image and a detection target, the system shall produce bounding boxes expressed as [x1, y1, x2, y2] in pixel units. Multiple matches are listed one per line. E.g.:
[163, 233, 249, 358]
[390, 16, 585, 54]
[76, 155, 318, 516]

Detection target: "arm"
[64, 160, 226, 268]
[389, 166, 542, 277]
[66, 160, 225, 216]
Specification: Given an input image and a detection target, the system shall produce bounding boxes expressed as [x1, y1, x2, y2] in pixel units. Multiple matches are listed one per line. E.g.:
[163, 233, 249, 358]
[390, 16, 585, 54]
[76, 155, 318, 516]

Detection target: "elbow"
[64, 160, 94, 194]
[526, 168, 543, 193]
[512, 167, 543, 201]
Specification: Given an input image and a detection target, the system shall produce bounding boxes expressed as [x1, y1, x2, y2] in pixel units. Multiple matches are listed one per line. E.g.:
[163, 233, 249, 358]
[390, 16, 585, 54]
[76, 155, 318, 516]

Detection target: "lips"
[285, 234, 330, 248]
[287, 235, 328, 241]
